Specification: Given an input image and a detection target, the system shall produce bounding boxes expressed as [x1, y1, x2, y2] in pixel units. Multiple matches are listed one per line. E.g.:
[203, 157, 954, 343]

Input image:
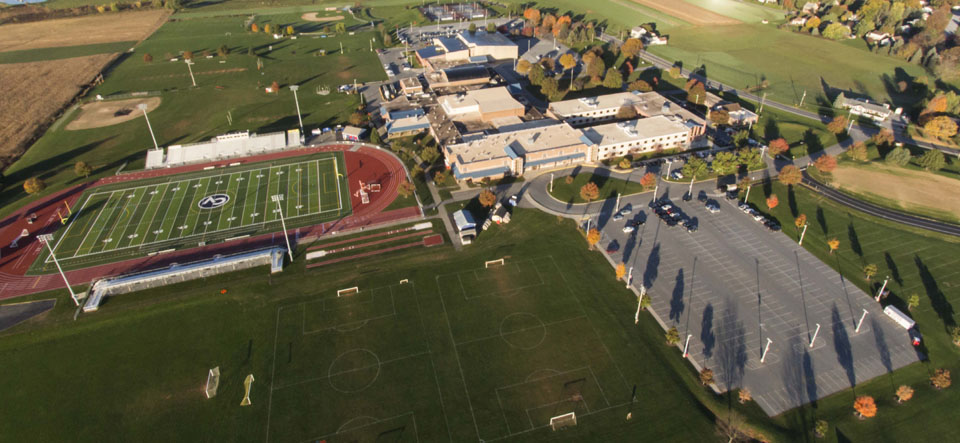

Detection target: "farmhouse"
[581, 116, 694, 160]
[839, 96, 894, 121]
[713, 102, 759, 127]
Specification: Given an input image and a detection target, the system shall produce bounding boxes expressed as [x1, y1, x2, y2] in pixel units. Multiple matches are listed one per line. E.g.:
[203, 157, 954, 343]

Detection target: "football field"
[41, 153, 350, 270]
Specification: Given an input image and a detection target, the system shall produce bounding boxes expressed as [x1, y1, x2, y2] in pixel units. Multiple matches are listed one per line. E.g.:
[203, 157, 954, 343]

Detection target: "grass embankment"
[750, 182, 960, 441]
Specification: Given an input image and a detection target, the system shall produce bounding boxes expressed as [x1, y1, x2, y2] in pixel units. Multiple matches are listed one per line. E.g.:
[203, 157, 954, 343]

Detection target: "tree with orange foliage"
[616, 263, 626, 280]
[640, 172, 657, 189]
[523, 8, 541, 25]
[814, 154, 837, 173]
[554, 15, 571, 36]
[853, 396, 877, 419]
[580, 182, 600, 202]
[766, 194, 779, 209]
[586, 228, 601, 250]
[795, 214, 807, 229]
[250, 23, 259, 33]
[828, 238, 840, 254]
[778, 165, 803, 186]
[768, 138, 789, 156]
[827, 116, 849, 134]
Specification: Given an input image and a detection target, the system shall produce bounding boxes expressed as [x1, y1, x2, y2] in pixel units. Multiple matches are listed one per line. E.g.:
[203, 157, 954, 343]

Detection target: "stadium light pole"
[37, 234, 79, 306]
[271, 195, 294, 263]
[185, 59, 197, 87]
[138, 103, 159, 151]
[289, 85, 304, 134]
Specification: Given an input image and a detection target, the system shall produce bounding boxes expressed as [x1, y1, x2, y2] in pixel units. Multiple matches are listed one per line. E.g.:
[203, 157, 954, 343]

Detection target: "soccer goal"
[204, 367, 221, 398]
[550, 412, 577, 431]
[337, 286, 359, 297]
[484, 258, 505, 268]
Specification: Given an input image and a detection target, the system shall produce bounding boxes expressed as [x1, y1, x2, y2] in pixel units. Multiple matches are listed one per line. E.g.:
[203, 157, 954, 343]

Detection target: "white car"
[671, 171, 684, 180]
[508, 194, 519, 207]
[622, 225, 635, 233]
[753, 213, 765, 222]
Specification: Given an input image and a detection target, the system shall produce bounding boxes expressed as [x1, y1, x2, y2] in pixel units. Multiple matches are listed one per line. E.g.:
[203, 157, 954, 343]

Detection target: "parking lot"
[579, 178, 921, 416]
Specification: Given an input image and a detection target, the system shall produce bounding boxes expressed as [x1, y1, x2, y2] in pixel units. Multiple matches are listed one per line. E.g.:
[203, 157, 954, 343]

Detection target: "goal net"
[484, 258, 505, 268]
[337, 286, 359, 297]
[550, 412, 577, 431]
[204, 367, 221, 398]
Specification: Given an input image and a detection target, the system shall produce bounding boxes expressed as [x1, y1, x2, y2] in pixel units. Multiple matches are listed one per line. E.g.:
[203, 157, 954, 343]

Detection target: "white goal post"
[205, 367, 221, 398]
[550, 412, 577, 431]
[337, 286, 359, 297]
[484, 258, 505, 268]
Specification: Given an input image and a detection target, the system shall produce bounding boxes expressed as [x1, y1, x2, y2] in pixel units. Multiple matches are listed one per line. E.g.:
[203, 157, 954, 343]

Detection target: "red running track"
[0, 143, 421, 300]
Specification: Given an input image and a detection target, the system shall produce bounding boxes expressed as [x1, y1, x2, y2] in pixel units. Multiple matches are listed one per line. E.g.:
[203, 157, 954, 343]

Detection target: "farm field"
[0, 210, 721, 442]
[680, 0, 785, 23]
[32, 152, 349, 272]
[0, 9, 169, 52]
[629, 0, 738, 25]
[750, 183, 960, 442]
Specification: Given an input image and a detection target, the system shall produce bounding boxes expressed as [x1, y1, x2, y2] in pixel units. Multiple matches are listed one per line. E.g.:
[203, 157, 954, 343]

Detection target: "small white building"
[840, 96, 894, 122]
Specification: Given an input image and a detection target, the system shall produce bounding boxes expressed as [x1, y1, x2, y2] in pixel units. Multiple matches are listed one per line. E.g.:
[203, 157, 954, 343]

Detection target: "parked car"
[612, 213, 624, 221]
[508, 194, 519, 207]
[622, 225, 635, 233]
[671, 170, 684, 180]
[705, 202, 720, 213]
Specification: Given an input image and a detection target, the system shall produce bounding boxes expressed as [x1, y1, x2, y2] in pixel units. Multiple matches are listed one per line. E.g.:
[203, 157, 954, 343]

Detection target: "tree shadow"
[803, 348, 818, 407]
[701, 303, 715, 359]
[915, 255, 955, 329]
[787, 186, 799, 218]
[847, 222, 862, 260]
[802, 129, 824, 155]
[764, 117, 781, 142]
[669, 268, 685, 323]
[884, 252, 902, 287]
[832, 304, 856, 388]
[642, 241, 661, 289]
[782, 332, 811, 432]
[816, 206, 828, 235]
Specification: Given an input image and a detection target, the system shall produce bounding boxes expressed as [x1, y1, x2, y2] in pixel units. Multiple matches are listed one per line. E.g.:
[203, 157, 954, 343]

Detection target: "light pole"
[798, 223, 809, 245]
[875, 276, 890, 302]
[271, 195, 294, 262]
[743, 183, 752, 204]
[855, 309, 869, 333]
[185, 59, 197, 87]
[138, 103, 159, 151]
[289, 85, 303, 134]
[809, 323, 821, 348]
[682, 334, 693, 357]
[760, 337, 773, 363]
[37, 234, 79, 306]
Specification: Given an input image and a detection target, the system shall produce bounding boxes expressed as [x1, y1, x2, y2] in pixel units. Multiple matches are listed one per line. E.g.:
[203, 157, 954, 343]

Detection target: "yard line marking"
[50, 191, 98, 260]
[74, 190, 121, 257]
[129, 183, 170, 248]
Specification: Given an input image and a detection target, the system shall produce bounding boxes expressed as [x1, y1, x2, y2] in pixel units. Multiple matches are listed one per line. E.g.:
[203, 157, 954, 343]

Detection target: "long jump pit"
[301, 13, 345, 22]
[66, 96, 162, 131]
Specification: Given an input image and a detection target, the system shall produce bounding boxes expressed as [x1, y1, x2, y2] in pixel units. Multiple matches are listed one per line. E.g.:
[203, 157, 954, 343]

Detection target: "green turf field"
[32, 152, 349, 272]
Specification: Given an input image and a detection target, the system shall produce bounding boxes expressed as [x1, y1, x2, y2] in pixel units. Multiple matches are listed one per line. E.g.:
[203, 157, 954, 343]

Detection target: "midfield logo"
[197, 193, 230, 209]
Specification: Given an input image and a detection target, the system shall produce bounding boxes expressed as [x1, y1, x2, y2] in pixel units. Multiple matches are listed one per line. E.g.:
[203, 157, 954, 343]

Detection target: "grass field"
[32, 152, 349, 272]
[550, 171, 649, 204]
[824, 162, 960, 224]
[750, 183, 960, 441]
[0, 210, 723, 442]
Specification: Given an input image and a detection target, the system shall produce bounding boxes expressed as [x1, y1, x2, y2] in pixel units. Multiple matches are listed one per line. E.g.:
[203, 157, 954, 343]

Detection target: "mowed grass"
[32, 153, 348, 272]
[680, 0, 785, 23]
[0, 11, 384, 220]
[502, 0, 685, 32]
[550, 171, 649, 204]
[0, 210, 721, 441]
[750, 183, 960, 441]
[649, 24, 927, 113]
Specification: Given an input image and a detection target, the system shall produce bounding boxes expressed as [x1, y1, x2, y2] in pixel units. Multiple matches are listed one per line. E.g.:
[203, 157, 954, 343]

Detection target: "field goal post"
[337, 286, 359, 297]
[204, 367, 221, 398]
[484, 258, 505, 269]
[550, 412, 577, 431]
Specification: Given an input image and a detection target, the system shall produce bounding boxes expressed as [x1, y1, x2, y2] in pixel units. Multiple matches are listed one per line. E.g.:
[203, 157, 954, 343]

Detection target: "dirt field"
[300, 13, 345, 22]
[0, 9, 170, 52]
[629, 0, 740, 26]
[65, 96, 162, 131]
[831, 162, 960, 219]
[0, 54, 116, 165]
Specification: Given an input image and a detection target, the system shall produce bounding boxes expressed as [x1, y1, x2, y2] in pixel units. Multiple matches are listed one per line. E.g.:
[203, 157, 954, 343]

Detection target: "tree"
[182, 50, 194, 61]
[699, 368, 715, 386]
[396, 180, 415, 198]
[586, 228, 601, 249]
[640, 293, 652, 310]
[738, 388, 752, 404]
[616, 105, 637, 119]
[814, 419, 829, 439]
[931, 368, 951, 389]
[907, 293, 920, 311]
[952, 326, 960, 346]
[564, 175, 574, 185]
[917, 149, 946, 171]
[814, 154, 837, 173]
[433, 171, 447, 185]
[732, 130, 750, 148]
[217, 44, 229, 58]
[420, 146, 440, 164]
[895, 385, 914, 403]
[516, 59, 532, 75]
[74, 161, 92, 178]
[738, 148, 764, 169]
[540, 77, 560, 99]
[23, 177, 45, 194]
[768, 138, 789, 156]
[853, 396, 877, 418]
[885, 147, 912, 166]
[805, 16, 821, 31]
[848, 142, 868, 161]
[826, 116, 848, 134]
[468, 23, 477, 34]
[766, 194, 779, 209]
[681, 157, 708, 180]
[286, 25, 295, 35]
[620, 38, 643, 58]
[348, 111, 365, 126]
[872, 129, 895, 147]
[523, 8, 541, 25]
[618, 157, 631, 169]
[715, 408, 749, 443]
[263, 23, 272, 34]
[528, 63, 545, 86]
[863, 263, 878, 281]
[828, 238, 840, 254]
[923, 116, 958, 140]
[711, 151, 738, 176]
[616, 263, 626, 280]
[558, 53, 576, 71]
[686, 82, 706, 106]
[778, 165, 802, 186]
[602, 67, 623, 89]
[335, 22, 346, 34]
[823, 23, 850, 40]
[795, 214, 807, 229]
[478, 189, 496, 207]
[665, 326, 680, 345]
[251, 23, 259, 33]
[143, 53, 153, 63]
[369, 127, 382, 145]
[164, 0, 182, 10]
[640, 172, 657, 189]
[628, 80, 652, 92]
[580, 182, 600, 202]
[709, 109, 730, 126]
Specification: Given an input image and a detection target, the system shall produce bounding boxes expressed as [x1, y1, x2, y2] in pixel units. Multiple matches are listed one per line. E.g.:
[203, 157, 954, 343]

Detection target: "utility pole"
[185, 59, 197, 87]
[743, 183, 752, 204]
[37, 234, 80, 306]
[798, 90, 807, 108]
[758, 92, 767, 114]
[289, 85, 303, 135]
[138, 103, 159, 151]
[271, 195, 294, 262]
[799, 223, 809, 245]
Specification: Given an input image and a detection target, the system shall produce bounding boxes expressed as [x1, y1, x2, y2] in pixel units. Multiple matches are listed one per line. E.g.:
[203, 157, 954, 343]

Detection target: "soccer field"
[38, 153, 350, 270]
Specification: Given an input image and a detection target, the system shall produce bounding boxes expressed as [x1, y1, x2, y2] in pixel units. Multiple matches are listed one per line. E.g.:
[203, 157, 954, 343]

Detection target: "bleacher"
[83, 248, 285, 312]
